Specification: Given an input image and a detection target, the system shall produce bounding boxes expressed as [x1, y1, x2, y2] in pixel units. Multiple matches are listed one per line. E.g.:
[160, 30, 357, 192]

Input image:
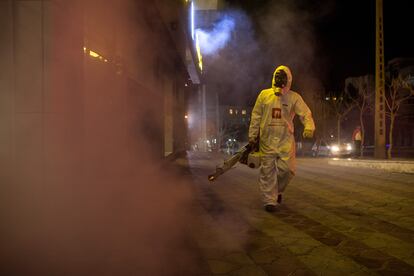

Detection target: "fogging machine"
[208, 142, 260, 181]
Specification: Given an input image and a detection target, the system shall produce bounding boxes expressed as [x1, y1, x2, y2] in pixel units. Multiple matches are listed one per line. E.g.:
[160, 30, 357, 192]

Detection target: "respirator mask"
[274, 70, 288, 96]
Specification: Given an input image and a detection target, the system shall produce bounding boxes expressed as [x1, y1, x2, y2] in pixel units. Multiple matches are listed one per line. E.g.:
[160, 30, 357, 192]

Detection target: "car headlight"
[331, 145, 339, 152]
[346, 144, 352, 151]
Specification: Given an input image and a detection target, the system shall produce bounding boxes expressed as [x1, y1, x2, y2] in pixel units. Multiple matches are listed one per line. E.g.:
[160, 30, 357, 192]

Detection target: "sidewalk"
[184, 152, 414, 275]
[328, 157, 414, 173]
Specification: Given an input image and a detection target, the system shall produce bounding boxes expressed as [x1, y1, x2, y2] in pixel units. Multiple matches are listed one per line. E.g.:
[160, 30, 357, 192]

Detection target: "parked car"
[312, 140, 353, 157]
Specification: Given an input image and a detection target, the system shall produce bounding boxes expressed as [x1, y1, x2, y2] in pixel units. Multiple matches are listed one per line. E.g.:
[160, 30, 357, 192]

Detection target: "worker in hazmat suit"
[248, 65, 315, 212]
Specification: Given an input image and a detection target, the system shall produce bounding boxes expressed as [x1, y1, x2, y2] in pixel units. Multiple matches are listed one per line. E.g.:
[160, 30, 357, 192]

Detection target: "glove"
[303, 129, 314, 139]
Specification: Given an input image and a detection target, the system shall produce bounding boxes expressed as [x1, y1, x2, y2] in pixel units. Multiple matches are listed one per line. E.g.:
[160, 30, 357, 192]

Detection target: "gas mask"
[273, 70, 288, 96]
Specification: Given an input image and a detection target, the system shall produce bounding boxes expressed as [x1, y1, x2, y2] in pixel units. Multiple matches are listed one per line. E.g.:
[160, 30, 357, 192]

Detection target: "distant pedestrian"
[352, 126, 362, 157]
[226, 139, 233, 155]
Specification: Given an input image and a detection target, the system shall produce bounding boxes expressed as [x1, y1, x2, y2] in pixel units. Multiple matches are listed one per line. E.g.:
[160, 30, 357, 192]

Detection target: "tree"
[326, 91, 355, 144]
[345, 75, 374, 156]
[309, 92, 331, 156]
[385, 75, 414, 159]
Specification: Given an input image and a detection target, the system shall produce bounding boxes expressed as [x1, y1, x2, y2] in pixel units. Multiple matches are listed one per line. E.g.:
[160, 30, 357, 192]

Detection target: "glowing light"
[191, 1, 194, 40]
[184, 114, 188, 119]
[89, 50, 100, 58]
[84, 47, 109, 64]
[229, 108, 233, 115]
[195, 32, 203, 71]
[346, 144, 353, 151]
[331, 145, 340, 152]
[242, 109, 246, 115]
[195, 16, 235, 55]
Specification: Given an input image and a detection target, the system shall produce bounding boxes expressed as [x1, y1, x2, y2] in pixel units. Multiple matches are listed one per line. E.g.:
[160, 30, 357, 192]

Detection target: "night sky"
[223, 0, 413, 92]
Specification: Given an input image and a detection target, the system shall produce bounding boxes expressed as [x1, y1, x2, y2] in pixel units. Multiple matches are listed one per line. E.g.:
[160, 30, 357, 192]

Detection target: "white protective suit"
[249, 65, 315, 206]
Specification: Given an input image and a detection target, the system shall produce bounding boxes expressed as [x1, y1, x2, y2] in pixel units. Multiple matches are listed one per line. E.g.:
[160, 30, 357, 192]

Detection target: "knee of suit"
[278, 169, 294, 180]
[277, 165, 295, 175]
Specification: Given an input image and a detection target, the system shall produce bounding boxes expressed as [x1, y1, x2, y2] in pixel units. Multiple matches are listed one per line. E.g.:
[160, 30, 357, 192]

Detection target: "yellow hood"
[272, 65, 292, 95]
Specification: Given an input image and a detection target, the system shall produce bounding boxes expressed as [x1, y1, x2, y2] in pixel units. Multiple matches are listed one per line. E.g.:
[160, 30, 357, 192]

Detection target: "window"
[242, 109, 246, 115]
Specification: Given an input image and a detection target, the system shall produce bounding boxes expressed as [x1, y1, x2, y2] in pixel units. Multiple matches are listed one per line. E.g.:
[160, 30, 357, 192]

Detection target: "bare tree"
[345, 75, 374, 156]
[326, 91, 355, 144]
[385, 75, 414, 159]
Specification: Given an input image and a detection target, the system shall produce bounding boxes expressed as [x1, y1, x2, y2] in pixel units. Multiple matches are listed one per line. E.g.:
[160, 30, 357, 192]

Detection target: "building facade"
[0, 0, 201, 183]
[0, 1, 205, 273]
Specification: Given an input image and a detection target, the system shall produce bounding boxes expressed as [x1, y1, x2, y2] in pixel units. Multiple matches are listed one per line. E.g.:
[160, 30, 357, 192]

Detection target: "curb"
[328, 158, 414, 174]
[165, 149, 188, 162]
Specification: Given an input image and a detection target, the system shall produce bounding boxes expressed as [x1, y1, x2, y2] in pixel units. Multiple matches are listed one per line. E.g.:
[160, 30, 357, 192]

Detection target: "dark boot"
[277, 194, 283, 204]
[265, 204, 276, 212]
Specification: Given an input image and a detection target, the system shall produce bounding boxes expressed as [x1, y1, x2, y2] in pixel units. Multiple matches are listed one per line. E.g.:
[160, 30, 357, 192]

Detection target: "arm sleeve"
[248, 92, 263, 141]
[294, 94, 315, 131]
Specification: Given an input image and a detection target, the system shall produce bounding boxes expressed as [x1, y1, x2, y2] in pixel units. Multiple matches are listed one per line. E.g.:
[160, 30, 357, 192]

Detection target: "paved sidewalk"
[179, 152, 414, 275]
[328, 158, 414, 173]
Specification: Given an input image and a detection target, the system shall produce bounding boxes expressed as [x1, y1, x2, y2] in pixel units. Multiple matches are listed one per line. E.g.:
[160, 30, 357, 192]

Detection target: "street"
[179, 152, 414, 275]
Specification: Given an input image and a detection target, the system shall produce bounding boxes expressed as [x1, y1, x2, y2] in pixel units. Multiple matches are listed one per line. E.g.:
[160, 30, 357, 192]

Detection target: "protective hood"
[272, 65, 292, 95]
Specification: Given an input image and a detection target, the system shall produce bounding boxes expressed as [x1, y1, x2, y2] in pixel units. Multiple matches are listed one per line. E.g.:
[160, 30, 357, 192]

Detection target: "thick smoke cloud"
[196, 16, 235, 55]
[201, 10, 263, 105]
[0, 1, 201, 275]
[201, 1, 335, 105]
[256, 0, 334, 92]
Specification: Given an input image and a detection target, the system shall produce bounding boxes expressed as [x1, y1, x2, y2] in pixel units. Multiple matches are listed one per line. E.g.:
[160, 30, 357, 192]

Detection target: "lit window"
[235, 109, 238, 115]
[242, 109, 246, 115]
[229, 108, 233, 115]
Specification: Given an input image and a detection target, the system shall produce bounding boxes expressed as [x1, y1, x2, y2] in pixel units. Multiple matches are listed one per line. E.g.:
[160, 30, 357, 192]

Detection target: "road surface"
[178, 152, 414, 275]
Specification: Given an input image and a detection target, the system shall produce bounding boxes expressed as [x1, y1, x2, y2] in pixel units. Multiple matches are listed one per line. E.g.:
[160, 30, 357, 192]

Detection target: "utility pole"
[374, 0, 386, 158]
